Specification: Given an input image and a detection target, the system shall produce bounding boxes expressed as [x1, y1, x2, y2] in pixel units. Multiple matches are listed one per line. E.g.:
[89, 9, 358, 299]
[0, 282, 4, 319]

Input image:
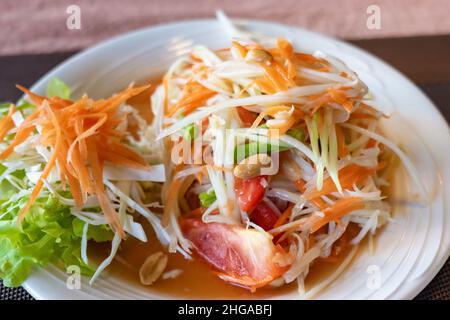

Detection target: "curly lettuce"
[0, 173, 113, 287]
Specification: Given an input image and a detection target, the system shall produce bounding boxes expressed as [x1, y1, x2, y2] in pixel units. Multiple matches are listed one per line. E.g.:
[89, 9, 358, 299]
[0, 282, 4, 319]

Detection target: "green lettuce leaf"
[199, 190, 217, 207]
[46, 77, 71, 99]
[0, 191, 112, 287]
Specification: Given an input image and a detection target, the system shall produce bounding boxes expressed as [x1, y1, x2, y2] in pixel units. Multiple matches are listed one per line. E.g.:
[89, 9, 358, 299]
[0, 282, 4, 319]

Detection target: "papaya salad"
[0, 14, 425, 297]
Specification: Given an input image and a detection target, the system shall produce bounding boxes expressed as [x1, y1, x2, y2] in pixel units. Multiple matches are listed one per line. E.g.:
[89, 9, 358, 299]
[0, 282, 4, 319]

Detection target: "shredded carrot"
[273, 204, 294, 228]
[294, 180, 327, 210]
[86, 139, 125, 238]
[0, 104, 16, 141]
[306, 88, 354, 114]
[305, 164, 377, 200]
[162, 76, 170, 114]
[0, 110, 40, 160]
[327, 88, 354, 113]
[244, 41, 296, 93]
[308, 94, 333, 114]
[311, 197, 364, 233]
[18, 102, 62, 221]
[0, 84, 150, 237]
[277, 38, 296, 80]
[350, 112, 376, 120]
[166, 81, 215, 118]
[261, 61, 294, 92]
[294, 53, 328, 70]
[255, 78, 277, 95]
[16, 84, 72, 108]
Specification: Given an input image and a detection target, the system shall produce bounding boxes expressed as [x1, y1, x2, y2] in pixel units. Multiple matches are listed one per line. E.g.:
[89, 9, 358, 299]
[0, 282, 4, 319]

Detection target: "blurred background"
[2, 0, 450, 55]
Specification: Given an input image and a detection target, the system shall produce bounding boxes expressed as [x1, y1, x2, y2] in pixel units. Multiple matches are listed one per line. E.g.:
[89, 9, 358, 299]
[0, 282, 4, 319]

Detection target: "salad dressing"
[91, 219, 360, 298]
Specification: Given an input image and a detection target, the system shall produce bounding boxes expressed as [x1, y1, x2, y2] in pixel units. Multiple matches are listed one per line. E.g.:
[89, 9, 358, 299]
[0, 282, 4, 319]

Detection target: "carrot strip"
[0, 120, 37, 160]
[261, 62, 290, 92]
[311, 197, 364, 233]
[101, 151, 148, 169]
[305, 164, 376, 200]
[327, 88, 353, 113]
[273, 204, 294, 228]
[18, 102, 62, 221]
[67, 113, 107, 162]
[86, 140, 125, 238]
[106, 140, 147, 166]
[294, 180, 327, 210]
[15, 85, 47, 106]
[166, 83, 215, 117]
[0, 104, 17, 141]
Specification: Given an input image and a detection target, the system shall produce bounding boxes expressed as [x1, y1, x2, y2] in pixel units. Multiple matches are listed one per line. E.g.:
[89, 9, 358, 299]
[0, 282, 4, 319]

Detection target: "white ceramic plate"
[22, 19, 450, 300]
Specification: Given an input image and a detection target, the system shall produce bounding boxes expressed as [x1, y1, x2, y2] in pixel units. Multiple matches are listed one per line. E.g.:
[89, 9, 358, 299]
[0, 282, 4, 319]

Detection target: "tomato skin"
[250, 200, 279, 231]
[234, 176, 268, 212]
[181, 218, 288, 290]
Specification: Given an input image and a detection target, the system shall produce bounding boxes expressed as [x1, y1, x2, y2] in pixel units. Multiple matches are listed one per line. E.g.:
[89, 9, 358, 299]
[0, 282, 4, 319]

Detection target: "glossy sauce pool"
[91, 221, 361, 299]
[91, 82, 366, 298]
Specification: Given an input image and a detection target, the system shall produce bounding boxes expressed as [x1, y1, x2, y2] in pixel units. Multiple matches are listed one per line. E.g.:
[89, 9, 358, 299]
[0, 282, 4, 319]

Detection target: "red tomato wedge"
[250, 200, 279, 231]
[181, 218, 289, 290]
[234, 176, 268, 212]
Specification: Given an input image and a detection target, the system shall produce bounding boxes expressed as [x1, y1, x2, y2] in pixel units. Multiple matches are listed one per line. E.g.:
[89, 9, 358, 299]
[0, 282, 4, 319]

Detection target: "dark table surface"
[0, 35, 449, 300]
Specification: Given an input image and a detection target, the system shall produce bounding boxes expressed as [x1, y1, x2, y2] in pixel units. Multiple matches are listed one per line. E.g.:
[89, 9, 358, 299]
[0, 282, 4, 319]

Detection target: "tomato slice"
[234, 176, 268, 212]
[182, 218, 288, 290]
[250, 200, 279, 231]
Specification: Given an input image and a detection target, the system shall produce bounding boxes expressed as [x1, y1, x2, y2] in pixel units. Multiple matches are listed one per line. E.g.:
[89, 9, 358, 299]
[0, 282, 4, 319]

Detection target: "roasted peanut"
[234, 153, 272, 179]
[139, 251, 168, 285]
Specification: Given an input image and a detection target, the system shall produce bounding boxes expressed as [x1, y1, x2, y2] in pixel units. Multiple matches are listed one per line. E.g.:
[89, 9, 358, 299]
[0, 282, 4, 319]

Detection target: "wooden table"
[0, 35, 449, 300]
